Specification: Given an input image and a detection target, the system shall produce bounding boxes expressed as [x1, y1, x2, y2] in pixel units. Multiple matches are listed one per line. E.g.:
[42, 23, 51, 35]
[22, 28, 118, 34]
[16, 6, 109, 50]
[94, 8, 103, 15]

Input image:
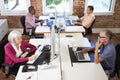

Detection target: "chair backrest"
[0, 40, 9, 68]
[115, 44, 120, 77]
[85, 18, 95, 35]
[20, 16, 26, 34]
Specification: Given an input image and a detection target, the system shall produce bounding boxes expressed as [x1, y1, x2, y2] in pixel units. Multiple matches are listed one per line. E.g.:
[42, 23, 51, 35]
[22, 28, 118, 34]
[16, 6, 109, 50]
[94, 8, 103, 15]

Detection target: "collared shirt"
[25, 13, 38, 32]
[11, 43, 23, 57]
[80, 13, 95, 28]
[99, 42, 116, 74]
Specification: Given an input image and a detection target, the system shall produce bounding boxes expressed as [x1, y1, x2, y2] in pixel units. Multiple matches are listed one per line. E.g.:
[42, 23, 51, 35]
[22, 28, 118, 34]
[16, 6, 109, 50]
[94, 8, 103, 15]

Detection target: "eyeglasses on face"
[98, 36, 107, 38]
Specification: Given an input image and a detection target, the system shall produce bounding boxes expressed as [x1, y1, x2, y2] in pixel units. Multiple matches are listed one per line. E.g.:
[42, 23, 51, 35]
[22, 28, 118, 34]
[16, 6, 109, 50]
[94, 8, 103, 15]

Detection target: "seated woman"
[4, 30, 37, 75]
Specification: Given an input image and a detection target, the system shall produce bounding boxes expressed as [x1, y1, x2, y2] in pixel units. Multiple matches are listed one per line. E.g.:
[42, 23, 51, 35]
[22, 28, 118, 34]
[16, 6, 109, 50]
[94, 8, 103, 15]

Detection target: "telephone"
[22, 64, 38, 72]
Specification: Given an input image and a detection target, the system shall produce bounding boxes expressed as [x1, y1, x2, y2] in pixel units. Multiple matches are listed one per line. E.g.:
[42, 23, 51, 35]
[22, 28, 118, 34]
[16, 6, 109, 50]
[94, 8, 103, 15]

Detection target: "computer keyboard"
[75, 51, 85, 60]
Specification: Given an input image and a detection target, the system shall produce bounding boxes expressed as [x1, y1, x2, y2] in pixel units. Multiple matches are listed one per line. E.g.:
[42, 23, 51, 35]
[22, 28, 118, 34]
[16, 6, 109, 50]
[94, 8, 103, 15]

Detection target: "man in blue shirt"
[82, 30, 116, 75]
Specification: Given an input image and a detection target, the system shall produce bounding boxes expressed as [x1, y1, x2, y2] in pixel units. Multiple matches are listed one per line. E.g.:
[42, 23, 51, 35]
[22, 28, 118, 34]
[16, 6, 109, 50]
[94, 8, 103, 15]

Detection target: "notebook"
[68, 46, 91, 62]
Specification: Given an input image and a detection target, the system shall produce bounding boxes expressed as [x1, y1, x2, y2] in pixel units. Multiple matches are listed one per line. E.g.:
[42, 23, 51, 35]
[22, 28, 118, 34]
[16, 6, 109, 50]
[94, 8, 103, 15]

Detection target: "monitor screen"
[51, 24, 56, 60]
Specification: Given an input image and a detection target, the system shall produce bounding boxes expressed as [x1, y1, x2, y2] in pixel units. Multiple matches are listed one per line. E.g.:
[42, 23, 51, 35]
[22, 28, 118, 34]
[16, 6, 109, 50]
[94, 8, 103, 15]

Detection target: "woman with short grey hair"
[4, 30, 37, 75]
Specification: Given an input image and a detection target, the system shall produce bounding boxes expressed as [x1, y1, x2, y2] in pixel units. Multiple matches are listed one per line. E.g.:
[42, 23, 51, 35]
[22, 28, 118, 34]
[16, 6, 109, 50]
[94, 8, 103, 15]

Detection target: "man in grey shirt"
[82, 30, 116, 75]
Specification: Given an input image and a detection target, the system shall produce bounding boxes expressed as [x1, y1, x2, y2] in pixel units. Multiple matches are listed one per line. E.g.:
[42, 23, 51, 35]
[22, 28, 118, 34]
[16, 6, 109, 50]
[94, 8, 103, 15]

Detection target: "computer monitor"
[51, 24, 57, 60]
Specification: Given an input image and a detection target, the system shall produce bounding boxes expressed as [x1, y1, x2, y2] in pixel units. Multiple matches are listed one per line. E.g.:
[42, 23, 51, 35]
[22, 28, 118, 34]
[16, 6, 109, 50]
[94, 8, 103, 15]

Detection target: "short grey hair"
[101, 30, 113, 40]
[8, 30, 22, 43]
[105, 30, 113, 40]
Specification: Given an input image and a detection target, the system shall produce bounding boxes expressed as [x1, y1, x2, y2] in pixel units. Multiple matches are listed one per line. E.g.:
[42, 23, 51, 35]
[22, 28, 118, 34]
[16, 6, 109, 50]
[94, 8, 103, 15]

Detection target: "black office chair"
[20, 16, 35, 36]
[0, 40, 13, 78]
[103, 44, 120, 79]
[84, 19, 96, 35]
[114, 44, 120, 78]
[20, 16, 28, 35]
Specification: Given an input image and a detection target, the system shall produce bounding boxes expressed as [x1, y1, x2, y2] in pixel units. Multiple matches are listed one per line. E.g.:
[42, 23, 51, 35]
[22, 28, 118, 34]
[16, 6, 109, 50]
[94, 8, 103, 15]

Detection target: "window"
[42, 0, 73, 15]
[0, 0, 31, 16]
[85, 0, 116, 15]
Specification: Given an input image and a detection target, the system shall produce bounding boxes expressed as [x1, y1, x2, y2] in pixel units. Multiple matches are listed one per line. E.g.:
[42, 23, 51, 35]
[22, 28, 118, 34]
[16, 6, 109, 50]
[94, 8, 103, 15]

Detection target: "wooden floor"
[0, 33, 120, 80]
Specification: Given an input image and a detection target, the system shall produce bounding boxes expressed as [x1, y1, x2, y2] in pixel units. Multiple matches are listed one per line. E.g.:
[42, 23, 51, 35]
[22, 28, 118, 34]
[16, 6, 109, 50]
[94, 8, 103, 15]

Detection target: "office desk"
[16, 38, 61, 80]
[37, 15, 85, 33]
[35, 25, 85, 34]
[64, 26, 85, 33]
[16, 57, 61, 80]
[16, 33, 108, 80]
[39, 15, 79, 20]
[35, 26, 51, 34]
[59, 38, 108, 80]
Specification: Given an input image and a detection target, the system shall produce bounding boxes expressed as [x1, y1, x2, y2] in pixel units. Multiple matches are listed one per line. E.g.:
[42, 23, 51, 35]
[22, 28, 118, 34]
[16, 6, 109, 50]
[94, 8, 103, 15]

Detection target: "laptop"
[42, 19, 53, 27]
[68, 46, 91, 62]
[74, 50, 90, 61]
[65, 19, 75, 26]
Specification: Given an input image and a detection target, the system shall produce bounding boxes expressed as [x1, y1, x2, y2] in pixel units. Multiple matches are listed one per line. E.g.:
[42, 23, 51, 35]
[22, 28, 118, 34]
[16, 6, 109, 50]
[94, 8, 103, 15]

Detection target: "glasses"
[98, 36, 107, 38]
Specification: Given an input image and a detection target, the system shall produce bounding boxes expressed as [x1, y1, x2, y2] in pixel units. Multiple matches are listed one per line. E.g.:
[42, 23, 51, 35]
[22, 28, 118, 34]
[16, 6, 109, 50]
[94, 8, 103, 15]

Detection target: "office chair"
[84, 19, 96, 35]
[0, 40, 13, 78]
[103, 44, 120, 80]
[20, 16, 28, 35]
[20, 16, 35, 36]
[114, 44, 120, 78]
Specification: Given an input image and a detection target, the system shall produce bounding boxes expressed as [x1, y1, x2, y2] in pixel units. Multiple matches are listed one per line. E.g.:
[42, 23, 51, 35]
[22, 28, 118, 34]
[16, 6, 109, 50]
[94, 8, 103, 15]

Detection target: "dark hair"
[88, 5, 94, 11]
[28, 6, 35, 12]
[105, 30, 113, 40]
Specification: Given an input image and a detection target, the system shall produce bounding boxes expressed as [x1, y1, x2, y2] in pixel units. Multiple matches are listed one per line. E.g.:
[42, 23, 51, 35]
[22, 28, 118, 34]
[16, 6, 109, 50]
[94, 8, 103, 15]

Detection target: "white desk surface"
[39, 16, 49, 20]
[16, 56, 61, 80]
[39, 15, 79, 20]
[64, 26, 85, 33]
[68, 15, 79, 20]
[35, 26, 51, 34]
[59, 38, 108, 80]
[35, 26, 85, 34]
[37, 15, 85, 33]
[16, 33, 108, 80]
[37, 56, 61, 80]
[16, 38, 61, 80]
[15, 66, 37, 80]
[60, 33, 83, 38]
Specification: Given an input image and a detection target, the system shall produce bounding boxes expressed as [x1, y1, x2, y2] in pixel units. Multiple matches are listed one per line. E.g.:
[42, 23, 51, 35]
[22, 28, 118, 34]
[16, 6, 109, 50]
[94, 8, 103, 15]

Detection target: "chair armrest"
[101, 61, 112, 70]
[103, 66, 112, 70]
[2, 63, 13, 68]
[2, 63, 13, 77]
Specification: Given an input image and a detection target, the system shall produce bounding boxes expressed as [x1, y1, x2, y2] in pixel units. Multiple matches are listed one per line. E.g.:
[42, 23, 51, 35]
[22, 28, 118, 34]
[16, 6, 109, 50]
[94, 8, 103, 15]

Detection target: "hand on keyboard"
[76, 51, 85, 60]
[28, 54, 37, 61]
[81, 48, 88, 53]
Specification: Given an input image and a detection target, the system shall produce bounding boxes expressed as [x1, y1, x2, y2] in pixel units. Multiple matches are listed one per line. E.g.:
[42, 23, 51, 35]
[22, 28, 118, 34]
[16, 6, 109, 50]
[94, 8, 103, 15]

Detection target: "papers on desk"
[65, 26, 85, 32]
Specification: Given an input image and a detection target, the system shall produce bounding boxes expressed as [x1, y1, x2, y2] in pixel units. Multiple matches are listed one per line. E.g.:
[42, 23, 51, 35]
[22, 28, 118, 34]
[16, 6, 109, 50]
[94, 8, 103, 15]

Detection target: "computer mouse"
[65, 35, 73, 37]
